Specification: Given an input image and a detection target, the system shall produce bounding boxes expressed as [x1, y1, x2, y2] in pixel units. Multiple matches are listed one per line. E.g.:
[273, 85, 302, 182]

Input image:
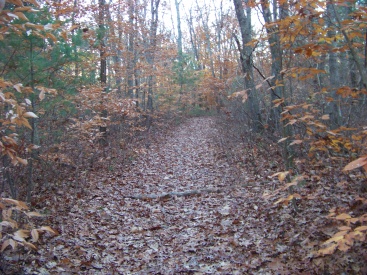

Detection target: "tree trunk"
[260, 0, 284, 133]
[127, 0, 136, 98]
[72, 0, 79, 77]
[187, 9, 202, 70]
[326, 2, 342, 128]
[233, 0, 262, 132]
[27, 38, 40, 202]
[99, 0, 107, 85]
[145, 0, 160, 124]
[260, 0, 293, 171]
[99, 0, 108, 146]
[196, 0, 215, 77]
[175, 0, 184, 95]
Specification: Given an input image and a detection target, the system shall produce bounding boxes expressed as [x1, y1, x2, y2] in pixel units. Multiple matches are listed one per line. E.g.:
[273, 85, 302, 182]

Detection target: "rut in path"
[22, 117, 289, 274]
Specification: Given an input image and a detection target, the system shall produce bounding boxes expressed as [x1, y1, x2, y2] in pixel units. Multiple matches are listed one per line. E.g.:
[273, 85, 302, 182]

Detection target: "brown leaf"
[277, 137, 289, 143]
[13, 83, 23, 93]
[289, 140, 303, 146]
[23, 241, 37, 250]
[343, 156, 367, 171]
[335, 213, 351, 221]
[318, 243, 338, 256]
[31, 229, 39, 242]
[2, 198, 29, 210]
[26, 211, 43, 217]
[13, 12, 29, 21]
[13, 230, 30, 242]
[23, 112, 38, 118]
[38, 226, 57, 235]
[1, 240, 10, 252]
[354, 225, 367, 232]
[16, 157, 28, 165]
[39, 90, 45, 101]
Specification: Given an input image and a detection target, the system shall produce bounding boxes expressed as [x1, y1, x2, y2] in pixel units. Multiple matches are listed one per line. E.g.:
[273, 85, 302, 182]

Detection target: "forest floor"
[2, 116, 367, 274]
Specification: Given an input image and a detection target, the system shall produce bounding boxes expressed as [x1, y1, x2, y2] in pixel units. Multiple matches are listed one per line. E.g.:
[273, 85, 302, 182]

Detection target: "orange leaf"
[2, 198, 28, 210]
[14, 12, 29, 21]
[69, 25, 80, 32]
[16, 157, 28, 165]
[305, 48, 312, 57]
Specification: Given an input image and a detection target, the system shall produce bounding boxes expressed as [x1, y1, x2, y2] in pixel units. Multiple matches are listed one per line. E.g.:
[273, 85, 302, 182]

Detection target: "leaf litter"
[4, 117, 367, 274]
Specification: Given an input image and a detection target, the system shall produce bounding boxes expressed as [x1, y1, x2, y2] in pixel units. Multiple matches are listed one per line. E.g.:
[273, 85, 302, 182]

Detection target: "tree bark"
[325, 2, 342, 128]
[127, 0, 136, 98]
[99, 0, 107, 85]
[260, 0, 284, 133]
[98, 0, 108, 146]
[187, 8, 202, 70]
[175, 0, 184, 95]
[232, 0, 262, 132]
[260, 0, 293, 171]
[145, 0, 160, 121]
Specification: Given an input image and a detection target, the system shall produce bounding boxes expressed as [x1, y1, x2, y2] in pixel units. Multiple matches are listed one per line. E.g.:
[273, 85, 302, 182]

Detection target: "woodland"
[0, 0, 367, 274]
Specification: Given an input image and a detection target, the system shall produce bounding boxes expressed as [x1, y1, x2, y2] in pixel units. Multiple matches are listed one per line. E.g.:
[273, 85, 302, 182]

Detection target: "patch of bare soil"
[3, 116, 366, 274]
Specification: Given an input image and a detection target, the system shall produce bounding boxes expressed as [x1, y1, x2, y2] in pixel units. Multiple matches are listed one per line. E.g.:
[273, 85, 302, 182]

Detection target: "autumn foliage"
[1, 0, 367, 273]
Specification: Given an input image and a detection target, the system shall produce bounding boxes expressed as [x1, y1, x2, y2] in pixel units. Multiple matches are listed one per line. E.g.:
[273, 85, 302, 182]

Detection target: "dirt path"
[18, 117, 313, 274]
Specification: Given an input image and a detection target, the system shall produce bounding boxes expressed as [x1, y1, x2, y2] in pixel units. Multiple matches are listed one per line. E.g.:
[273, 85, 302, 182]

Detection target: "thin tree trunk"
[187, 9, 201, 70]
[175, 0, 184, 95]
[72, 0, 79, 77]
[27, 39, 39, 202]
[260, 0, 293, 170]
[146, 0, 160, 118]
[260, 0, 283, 133]
[233, 0, 262, 132]
[196, 0, 215, 77]
[326, 2, 342, 128]
[99, 0, 108, 146]
[99, 0, 107, 85]
[127, 0, 136, 98]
